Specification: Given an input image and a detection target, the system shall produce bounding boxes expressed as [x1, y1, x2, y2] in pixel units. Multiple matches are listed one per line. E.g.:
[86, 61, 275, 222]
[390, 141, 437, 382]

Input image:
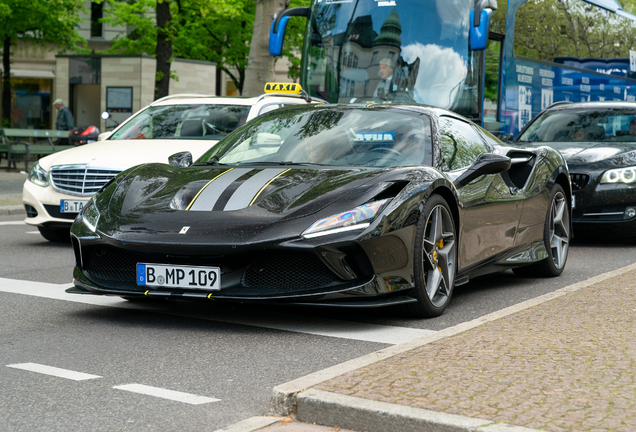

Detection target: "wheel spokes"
[549, 195, 569, 269]
[423, 205, 456, 303]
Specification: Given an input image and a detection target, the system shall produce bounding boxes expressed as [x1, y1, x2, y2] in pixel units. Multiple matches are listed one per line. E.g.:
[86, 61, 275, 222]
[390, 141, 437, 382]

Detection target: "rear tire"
[401, 194, 457, 318]
[37, 226, 70, 243]
[513, 184, 570, 277]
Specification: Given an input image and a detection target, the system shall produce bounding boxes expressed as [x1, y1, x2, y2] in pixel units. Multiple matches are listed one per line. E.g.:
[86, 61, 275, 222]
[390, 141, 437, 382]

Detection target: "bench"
[0, 128, 71, 171]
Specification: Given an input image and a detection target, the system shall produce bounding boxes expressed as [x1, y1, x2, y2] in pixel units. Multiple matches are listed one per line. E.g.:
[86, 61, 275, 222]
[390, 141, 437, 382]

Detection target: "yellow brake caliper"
[436, 239, 444, 272]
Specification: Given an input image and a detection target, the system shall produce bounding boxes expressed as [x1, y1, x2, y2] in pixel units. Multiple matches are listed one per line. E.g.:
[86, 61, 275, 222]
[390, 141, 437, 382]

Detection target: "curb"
[0, 205, 24, 216]
[212, 416, 282, 432]
[262, 261, 636, 430]
[297, 389, 539, 432]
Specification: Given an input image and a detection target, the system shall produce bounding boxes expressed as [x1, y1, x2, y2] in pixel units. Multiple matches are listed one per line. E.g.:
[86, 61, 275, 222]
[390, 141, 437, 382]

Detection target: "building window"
[91, 1, 103, 38]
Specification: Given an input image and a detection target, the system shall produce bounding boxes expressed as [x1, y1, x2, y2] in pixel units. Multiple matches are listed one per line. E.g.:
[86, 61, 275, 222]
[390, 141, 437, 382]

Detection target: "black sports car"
[68, 104, 571, 318]
[516, 101, 636, 237]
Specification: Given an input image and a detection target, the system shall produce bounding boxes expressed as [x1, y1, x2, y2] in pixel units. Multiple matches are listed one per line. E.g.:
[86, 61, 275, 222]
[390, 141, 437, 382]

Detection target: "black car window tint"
[439, 117, 488, 170]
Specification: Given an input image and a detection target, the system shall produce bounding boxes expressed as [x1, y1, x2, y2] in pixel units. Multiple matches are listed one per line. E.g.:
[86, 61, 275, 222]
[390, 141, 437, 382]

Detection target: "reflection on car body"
[68, 104, 571, 318]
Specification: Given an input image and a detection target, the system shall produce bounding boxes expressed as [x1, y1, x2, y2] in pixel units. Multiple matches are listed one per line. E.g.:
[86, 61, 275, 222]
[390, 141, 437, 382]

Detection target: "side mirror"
[168, 151, 193, 168]
[101, 111, 110, 120]
[470, 0, 497, 51]
[269, 7, 311, 56]
[454, 153, 510, 188]
[501, 133, 514, 143]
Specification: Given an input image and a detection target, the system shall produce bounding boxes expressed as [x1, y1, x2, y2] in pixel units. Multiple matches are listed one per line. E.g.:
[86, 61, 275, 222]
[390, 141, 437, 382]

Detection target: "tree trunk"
[243, 0, 288, 96]
[2, 37, 11, 126]
[154, 0, 173, 100]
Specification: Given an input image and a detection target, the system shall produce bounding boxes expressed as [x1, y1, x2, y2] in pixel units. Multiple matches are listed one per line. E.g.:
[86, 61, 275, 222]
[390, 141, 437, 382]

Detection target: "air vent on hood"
[373, 181, 409, 201]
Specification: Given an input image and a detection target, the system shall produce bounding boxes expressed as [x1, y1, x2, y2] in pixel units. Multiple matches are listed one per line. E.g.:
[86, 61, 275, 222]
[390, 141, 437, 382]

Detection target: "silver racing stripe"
[223, 168, 289, 211]
[188, 168, 252, 211]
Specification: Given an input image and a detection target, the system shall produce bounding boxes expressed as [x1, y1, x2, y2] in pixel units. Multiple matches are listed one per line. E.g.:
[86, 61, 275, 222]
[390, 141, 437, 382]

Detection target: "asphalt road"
[1, 212, 635, 431]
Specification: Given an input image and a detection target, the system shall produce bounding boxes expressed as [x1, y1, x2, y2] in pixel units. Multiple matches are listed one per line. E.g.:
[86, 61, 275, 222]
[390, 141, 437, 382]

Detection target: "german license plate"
[136, 263, 221, 290]
[60, 199, 88, 213]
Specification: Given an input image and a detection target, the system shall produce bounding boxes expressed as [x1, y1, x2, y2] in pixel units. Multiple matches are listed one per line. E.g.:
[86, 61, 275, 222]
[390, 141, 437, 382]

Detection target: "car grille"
[50, 166, 121, 197]
[84, 247, 138, 286]
[570, 173, 590, 191]
[82, 246, 343, 293]
[242, 253, 340, 290]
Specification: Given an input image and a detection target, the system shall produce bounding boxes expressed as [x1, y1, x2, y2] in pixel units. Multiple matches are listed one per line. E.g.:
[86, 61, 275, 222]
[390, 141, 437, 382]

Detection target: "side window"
[438, 117, 488, 171]
[474, 125, 500, 150]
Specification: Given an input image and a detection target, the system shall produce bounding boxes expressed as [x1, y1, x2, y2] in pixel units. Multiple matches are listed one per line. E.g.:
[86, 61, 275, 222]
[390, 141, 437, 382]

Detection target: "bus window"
[302, 0, 481, 120]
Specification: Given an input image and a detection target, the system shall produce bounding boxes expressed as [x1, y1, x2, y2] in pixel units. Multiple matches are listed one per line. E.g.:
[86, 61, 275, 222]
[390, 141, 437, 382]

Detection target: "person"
[373, 58, 394, 99]
[629, 118, 636, 136]
[54, 99, 74, 131]
[54, 98, 74, 145]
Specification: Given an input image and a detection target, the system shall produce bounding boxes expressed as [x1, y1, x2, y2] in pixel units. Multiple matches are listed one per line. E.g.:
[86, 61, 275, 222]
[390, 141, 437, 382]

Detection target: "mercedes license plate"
[136, 263, 221, 290]
[60, 200, 88, 213]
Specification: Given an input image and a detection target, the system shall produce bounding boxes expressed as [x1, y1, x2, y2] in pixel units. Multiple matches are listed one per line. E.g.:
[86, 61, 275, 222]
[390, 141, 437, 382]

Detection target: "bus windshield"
[302, 0, 479, 119]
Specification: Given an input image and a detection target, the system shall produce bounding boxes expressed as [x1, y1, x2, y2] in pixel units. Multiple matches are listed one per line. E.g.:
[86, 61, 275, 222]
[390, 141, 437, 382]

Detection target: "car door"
[438, 116, 523, 271]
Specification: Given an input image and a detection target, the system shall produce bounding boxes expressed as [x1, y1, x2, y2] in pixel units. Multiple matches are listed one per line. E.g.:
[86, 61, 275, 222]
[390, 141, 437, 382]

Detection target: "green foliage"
[514, 0, 636, 62]
[0, 0, 86, 51]
[102, 0, 307, 93]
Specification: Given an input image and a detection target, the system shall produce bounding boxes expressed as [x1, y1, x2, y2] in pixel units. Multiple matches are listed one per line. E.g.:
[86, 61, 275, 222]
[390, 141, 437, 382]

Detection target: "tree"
[0, 0, 85, 126]
[99, 0, 175, 99]
[155, 0, 173, 99]
[243, 0, 289, 96]
[103, 0, 309, 97]
[174, 0, 254, 95]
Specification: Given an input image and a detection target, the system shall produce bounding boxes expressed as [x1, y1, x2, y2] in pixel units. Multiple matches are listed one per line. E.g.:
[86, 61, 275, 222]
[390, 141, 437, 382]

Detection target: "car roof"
[544, 101, 636, 111]
[150, 93, 323, 107]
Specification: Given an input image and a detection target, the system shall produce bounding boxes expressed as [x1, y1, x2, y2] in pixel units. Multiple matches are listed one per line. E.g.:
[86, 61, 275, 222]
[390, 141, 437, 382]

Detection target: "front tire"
[37, 226, 70, 243]
[513, 184, 570, 277]
[402, 194, 457, 318]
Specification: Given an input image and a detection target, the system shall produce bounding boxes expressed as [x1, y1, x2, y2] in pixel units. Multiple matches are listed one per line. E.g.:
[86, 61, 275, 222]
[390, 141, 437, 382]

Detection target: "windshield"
[196, 106, 432, 168]
[518, 108, 636, 143]
[302, 0, 479, 119]
[110, 104, 250, 140]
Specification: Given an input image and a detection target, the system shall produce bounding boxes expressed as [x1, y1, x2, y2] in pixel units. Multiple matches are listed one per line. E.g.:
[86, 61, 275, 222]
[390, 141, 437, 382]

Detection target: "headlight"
[80, 197, 100, 232]
[600, 167, 636, 184]
[28, 162, 49, 187]
[302, 199, 390, 239]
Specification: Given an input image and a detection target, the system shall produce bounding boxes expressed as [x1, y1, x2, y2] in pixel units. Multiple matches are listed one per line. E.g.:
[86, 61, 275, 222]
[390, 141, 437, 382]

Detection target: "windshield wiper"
[193, 157, 230, 166]
[237, 161, 326, 166]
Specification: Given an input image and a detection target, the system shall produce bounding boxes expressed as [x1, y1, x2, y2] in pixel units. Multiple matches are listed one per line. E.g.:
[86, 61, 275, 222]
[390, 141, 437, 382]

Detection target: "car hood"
[37, 139, 219, 171]
[523, 141, 636, 166]
[96, 163, 415, 245]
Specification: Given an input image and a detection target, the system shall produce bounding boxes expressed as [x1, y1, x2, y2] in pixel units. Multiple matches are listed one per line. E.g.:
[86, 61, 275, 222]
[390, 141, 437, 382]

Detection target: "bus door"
[483, 33, 504, 137]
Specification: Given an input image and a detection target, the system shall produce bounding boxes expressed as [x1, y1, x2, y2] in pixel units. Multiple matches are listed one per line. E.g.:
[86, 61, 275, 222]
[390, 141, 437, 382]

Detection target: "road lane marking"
[0, 221, 25, 226]
[0, 277, 435, 345]
[114, 384, 220, 404]
[7, 363, 101, 381]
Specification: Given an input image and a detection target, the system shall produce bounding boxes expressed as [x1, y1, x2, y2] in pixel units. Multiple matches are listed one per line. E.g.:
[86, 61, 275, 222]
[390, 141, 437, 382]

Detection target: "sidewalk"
[0, 159, 29, 215]
[225, 263, 636, 432]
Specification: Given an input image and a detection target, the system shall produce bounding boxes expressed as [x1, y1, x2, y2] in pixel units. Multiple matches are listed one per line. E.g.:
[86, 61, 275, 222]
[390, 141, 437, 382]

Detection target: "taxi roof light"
[264, 83, 303, 95]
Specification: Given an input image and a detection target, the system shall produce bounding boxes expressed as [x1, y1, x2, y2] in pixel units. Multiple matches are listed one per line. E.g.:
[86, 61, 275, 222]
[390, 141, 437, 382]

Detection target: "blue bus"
[270, 0, 636, 137]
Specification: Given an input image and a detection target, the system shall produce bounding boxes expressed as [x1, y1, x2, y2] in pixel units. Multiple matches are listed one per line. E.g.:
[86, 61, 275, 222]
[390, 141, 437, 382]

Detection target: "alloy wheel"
[549, 192, 569, 269]
[422, 205, 456, 307]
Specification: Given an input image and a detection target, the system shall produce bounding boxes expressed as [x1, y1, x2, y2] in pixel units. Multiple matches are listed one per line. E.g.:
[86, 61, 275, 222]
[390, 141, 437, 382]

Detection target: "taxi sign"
[264, 82, 303, 94]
